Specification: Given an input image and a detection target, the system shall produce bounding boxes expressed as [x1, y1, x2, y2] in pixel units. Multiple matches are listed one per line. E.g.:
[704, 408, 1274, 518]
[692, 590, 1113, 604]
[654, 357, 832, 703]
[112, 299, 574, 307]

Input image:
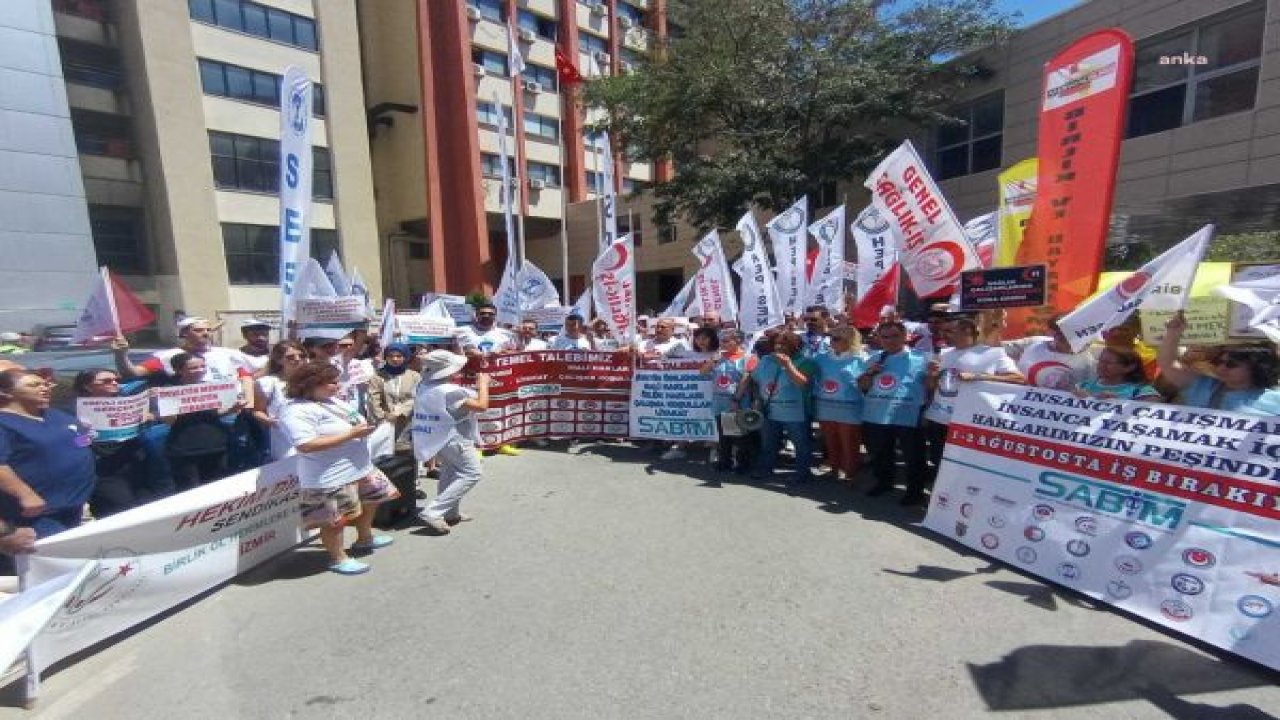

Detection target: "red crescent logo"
[1027, 360, 1073, 390]
[1115, 272, 1150, 300]
[876, 373, 898, 390]
[822, 379, 839, 394]
[917, 242, 968, 283]
[716, 374, 732, 388]
[603, 243, 629, 273]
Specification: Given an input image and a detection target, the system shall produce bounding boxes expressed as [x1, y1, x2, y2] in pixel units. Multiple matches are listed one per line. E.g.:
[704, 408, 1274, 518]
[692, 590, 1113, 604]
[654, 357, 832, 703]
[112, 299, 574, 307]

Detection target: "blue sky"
[997, 0, 1086, 27]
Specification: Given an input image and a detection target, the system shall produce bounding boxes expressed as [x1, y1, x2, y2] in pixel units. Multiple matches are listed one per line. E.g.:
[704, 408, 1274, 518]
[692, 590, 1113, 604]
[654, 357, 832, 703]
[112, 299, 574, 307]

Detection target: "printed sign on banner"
[397, 315, 457, 345]
[923, 383, 1280, 672]
[153, 381, 240, 417]
[295, 296, 368, 331]
[472, 351, 632, 447]
[629, 360, 716, 441]
[22, 459, 304, 671]
[76, 394, 149, 442]
[526, 306, 570, 333]
[959, 265, 1047, 310]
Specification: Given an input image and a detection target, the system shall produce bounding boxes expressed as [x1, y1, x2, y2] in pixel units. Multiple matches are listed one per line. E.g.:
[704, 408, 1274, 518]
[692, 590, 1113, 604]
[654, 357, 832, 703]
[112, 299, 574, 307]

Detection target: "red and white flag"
[691, 230, 738, 320]
[72, 267, 155, 344]
[864, 141, 980, 298]
[851, 263, 901, 328]
[592, 235, 636, 342]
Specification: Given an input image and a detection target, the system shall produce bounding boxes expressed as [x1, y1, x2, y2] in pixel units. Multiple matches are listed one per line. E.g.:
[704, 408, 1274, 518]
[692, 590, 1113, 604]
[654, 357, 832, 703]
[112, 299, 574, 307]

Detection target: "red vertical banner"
[1008, 29, 1134, 336]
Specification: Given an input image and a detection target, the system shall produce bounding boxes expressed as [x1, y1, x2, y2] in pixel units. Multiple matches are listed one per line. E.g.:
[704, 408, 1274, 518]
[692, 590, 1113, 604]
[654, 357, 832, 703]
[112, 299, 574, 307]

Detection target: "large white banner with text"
[629, 360, 716, 441]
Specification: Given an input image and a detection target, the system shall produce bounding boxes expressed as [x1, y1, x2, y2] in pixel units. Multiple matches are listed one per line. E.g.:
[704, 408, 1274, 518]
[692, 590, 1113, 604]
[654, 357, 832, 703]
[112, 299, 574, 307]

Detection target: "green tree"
[584, 0, 1013, 229]
[1204, 231, 1280, 263]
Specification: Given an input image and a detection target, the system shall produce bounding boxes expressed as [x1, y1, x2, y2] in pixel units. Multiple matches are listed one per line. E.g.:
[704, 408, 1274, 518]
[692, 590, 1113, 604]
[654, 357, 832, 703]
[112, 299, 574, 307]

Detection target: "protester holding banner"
[253, 340, 307, 461]
[0, 369, 95, 545]
[458, 302, 516, 359]
[366, 343, 421, 454]
[515, 320, 549, 352]
[73, 369, 150, 517]
[704, 329, 755, 474]
[1002, 315, 1096, 391]
[750, 332, 816, 483]
[412, 351, 490, 535]
[549, 314, 592, 351]
[858, 322, 929, 505]
[1076, 347, 1161, 401]
[1096, 314, 1158, 379]
[812, 327, 868, 483]
[162, 354, 243, 490]
[281, 362, 397, 575]
[638, 318, 690, 360]
[1158, 313, 1280, 415]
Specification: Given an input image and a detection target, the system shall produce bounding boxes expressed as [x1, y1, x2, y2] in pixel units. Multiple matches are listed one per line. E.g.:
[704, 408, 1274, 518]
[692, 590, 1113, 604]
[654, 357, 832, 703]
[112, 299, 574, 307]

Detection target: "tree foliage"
[1203, 231, 1280, 263]
[584, 0, 1014, 229]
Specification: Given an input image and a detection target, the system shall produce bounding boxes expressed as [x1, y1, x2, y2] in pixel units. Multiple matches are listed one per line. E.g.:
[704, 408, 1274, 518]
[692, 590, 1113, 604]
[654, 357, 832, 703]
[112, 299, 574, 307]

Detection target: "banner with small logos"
[473, 351, 632, 447]
[20, 459, 304, 677]
[923, 383, 1280, 672]
[629, 359, 716, 442]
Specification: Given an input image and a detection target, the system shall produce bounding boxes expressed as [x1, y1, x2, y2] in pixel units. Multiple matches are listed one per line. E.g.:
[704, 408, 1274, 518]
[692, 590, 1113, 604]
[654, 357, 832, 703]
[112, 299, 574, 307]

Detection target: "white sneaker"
[660, 447, 687, 461]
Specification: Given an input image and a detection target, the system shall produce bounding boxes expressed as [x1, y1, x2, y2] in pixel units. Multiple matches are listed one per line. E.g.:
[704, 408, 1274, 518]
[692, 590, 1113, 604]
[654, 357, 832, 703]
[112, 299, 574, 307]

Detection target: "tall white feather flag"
[324, 250, 351, 296]
[591, 234, 636, 342]
[734, 211, 785, 331]
[662, 275, 697, 318]
[277, 66, 315, 334]
[806, 204, 846, 311]
[690, 230, 738, 320]
[766, 197, 809, 316]
[1057, 225, 1214, 353]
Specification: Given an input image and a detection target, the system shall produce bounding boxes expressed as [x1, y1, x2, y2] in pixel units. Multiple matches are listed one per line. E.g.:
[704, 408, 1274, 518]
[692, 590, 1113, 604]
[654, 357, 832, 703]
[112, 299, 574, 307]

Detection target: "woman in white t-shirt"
[1002, 317, 1096, 391]
[252, 340, 306, 462]
[280, 362, 399, 576]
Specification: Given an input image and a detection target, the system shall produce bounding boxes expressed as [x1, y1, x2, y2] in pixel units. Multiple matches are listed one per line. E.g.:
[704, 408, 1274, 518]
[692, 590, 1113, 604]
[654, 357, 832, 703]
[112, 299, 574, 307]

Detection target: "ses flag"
[1058, 225, 1213, 352]
[592, 235, 636, 342]
[734, 211, 784, 332]
[766, 197, 809, 316]
[691, 231, 737, 320]
[517, 259, 562, 312]
[865, 141, 980, 298]
[851, 205, 901, 303]
[807, 205, 847, 310]
[277, 66, 314, 333]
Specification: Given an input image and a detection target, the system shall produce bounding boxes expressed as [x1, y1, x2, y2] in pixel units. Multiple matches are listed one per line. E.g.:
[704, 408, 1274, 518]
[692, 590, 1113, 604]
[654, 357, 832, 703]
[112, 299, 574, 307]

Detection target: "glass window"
[197, 59, 324, 117]
[527, 162, 561, 187]
[481, 153, 502, 177]
[580, 33, 608, 55]
[225, 64, 252, 99]
[517, 9, 557, 41]
[312, 147, 333, 200]
[89, 205, 146, 274]
[209, 131, 327, 200]
[312, 84, 326, 117]
[473, 50, 509, 77]
[252, 72, 277, 105]
[468, 0, 504, 22]
[198, 59, 225, 95]
[189, 0, 215, 23]
[224, 224, 339, 285]
[294, 17, 317, 51]
[933, 91, 1003, 180]
[477, 101, 513, 127]
[586, 170, 603, 194]
[1197, 10, 1264, 72]
[190, 0, 318, 52]
[1127, 85, 1186, 137]
[241, 2, 267, 35]
[1192, 66, 1259, 121]
[658, 225, 678, 244]
[212, 0, 242, 30]
[617, 2, 645, 25]
[522, 64, 558, 92]
[524, 112, 558, 141]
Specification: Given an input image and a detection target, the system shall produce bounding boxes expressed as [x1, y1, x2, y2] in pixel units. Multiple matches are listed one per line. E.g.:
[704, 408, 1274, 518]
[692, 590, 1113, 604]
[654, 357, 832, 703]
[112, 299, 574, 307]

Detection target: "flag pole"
[102, 266, 122, 337]
[557, 99, 569, 304]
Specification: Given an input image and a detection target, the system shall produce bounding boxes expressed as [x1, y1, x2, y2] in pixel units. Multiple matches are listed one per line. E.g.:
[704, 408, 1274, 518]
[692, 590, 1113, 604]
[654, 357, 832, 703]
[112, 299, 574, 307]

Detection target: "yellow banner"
[996, 158, 1037, 267]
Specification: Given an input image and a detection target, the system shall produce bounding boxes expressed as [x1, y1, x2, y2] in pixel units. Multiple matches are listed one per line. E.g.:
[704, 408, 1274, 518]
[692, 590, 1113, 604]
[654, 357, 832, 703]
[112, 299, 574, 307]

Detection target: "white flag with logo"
[0, 561, 96, 671]
[297, 257, 336, 298]
[592, 234, 636, 342]
[734, 211, 784, 331]
[1058, 225, 1214, 352]
[1214, 273, 1280, 343]
[493, 259, 521, 325]
[324, 250, 351, 296]
[377, 298, 397, 342]
[964, 211, 998, 268]
[662, 275, 697, 318]
[71, 266, 120, 344]
[277, 66, 314, 333]
[864, 141, 980, 297]
[806, 204, 846, 310]
[766, 197, 809, 315]
[851, 205, 901, 303]
[691, 230, 738, 321]
[516, 259, 562, 312]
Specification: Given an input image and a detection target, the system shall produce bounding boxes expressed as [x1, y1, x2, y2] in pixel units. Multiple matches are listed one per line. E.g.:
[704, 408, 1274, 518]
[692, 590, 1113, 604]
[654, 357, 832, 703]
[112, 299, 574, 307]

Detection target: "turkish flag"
[555, 46, 584, 86]
[110, 271, 155, 334]
[851, 263, 900, 328]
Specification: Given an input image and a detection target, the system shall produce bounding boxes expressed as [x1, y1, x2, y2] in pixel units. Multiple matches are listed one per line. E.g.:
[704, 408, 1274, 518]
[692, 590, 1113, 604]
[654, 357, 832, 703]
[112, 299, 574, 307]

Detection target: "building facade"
[51, 0, 380, 340]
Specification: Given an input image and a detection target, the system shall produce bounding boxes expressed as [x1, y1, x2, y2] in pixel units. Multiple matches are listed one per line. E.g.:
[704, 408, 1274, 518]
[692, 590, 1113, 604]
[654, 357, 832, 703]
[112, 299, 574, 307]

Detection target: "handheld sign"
[959, 265, 1047, 311]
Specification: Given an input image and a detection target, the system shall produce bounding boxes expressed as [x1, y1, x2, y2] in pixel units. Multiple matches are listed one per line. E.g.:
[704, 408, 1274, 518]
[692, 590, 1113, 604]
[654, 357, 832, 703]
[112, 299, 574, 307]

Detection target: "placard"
[396, 315, 457, 345]
[526, 306, 570, 333]
[295, 296, 368, 331]
[153, 381, 240, 417]
[959, 265, 1047, 310]
[629, 360, 716, 441]
[76, 394, 149, 442]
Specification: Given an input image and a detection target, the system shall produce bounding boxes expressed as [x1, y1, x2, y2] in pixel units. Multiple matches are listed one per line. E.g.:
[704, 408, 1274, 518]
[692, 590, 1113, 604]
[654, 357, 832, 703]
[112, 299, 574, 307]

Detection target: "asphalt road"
[4, 443, 1278, 719]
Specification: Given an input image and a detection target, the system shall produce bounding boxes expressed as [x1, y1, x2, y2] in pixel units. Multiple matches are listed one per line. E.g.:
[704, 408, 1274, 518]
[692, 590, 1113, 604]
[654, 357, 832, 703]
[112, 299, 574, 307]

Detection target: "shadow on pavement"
[234, 547, 331, 585]
[968, 639, 1276, 713]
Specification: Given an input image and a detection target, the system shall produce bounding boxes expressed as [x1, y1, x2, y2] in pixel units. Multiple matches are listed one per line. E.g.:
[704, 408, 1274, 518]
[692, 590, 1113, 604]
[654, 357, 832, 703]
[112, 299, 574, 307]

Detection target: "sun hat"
[176, 316, 210, 333]
[419, 349, 469, 381]
[241, 317, 273, 330]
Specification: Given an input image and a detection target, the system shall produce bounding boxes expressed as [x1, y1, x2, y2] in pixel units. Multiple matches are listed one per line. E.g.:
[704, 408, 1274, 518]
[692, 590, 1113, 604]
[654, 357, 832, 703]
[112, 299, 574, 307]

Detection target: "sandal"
[329, 558, 370, 575]
[350, 535, 395, 553]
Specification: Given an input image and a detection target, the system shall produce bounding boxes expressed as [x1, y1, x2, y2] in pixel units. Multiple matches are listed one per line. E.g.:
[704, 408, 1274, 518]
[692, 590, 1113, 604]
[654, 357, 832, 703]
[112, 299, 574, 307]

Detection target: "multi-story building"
[49, 0, 380, 340]
[361, 0, 694, 309]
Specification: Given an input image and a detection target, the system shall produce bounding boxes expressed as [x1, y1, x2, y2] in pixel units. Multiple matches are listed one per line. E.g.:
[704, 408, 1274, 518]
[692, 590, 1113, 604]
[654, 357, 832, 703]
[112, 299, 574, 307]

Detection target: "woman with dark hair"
[280, 361, 397, 575]
[74, 368, 151, 516]
[704, 329, 754, 473]
[690, 327, 720, 358]
[1076, 347, 1161, 401]
[163, 353, 242, 490]
[0, 369, 95, 541]
[253, 340, 307, 461]
[812, 327, 868, 484]
[1158, 312, 1280, 415]
[750, 331, 816, 483]
[367, 343, 421, 454]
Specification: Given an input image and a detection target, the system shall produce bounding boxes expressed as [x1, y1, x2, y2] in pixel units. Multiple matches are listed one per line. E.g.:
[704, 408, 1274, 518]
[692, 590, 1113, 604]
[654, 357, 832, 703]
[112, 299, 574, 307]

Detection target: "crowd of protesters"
[1, 299, 1278, 576]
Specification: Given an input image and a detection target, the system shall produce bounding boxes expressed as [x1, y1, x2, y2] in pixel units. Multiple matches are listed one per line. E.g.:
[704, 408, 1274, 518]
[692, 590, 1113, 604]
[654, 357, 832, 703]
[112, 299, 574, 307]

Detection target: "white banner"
[277, 66, 315, 333]
[396, 314, 456, 344]
[766, 197, 809, 316]
[592, 234, 636, 343]
[691, 230, 738, 321]
[22, 460, 304, 670]
[597, 131, 618, 251]
[76, 393, 149, 442]
[734, 211, 784, 332]
[295, 295, 369, 332]
[0, 562, 96, 673]
[864, 141, 980, 297]
[377, 298, 397, 342]
[851, 205, 901, 302]
[1058, 225, 1213, 352]
[923, 383, 1280, 672]
[526, 305, 570, 333]
[71, 266, 119, 344]
[807, 204, 846, 310]
[629, 360, 716, 441]
[153, 381, 240, 418]
[517, 259, 562, 312]
[1220, 264, 1280, 342]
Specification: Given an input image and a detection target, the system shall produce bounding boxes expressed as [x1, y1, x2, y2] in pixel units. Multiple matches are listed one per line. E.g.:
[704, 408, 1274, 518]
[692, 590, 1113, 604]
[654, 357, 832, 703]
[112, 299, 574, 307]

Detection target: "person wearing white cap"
[238, 318, 274, 372]
[411, 350, 490, 534]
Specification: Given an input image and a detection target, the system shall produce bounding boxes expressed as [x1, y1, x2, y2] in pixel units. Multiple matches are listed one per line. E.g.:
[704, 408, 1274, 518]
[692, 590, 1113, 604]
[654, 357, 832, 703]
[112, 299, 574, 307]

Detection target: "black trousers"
[863, 422, 928, 494]
[168, 452, 227, 492]
[924, 420, 950, 485]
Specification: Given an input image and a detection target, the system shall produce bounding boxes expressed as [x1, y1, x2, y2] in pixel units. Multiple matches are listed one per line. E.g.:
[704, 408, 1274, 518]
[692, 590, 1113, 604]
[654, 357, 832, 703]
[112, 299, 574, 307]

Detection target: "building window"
[580, 32, 608, 55]
[1127, 2, 1264, 138]
[527, 161, 561, 187]
[198, 59, 325, 116]
[522, 64, 559, 93]
[188, 0, 318, 51]
[517, 9, 557, 41]
[934, 91, 1003, 180]
[586, 170, 603, 194]
[58, 38, 123, 89]
[208, 131, 332, 200]
[480, 152, 516, 178]
[617, 2, 646, 27]
[467, 0, 504, 22]
[472, 49, 509, 77]
[408, 242, 429, 260]
[89, 205, 146, 274]
[223, 223, 338, 285]
[617, 214, 642, 246]
[524, 112, 559, 142]
[476, 101, 513, 127]
[71, 110, 133, 158]
[622, 178, 651, 194]
[657, 225, 678, 245]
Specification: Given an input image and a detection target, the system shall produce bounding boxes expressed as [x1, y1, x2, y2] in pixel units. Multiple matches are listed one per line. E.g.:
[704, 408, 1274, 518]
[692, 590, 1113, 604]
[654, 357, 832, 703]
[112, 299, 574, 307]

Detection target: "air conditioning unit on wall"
[523, 80, 542, 94]
[465, 6, 481, 21]
[529, 178, 546, 190]
[518, 28, 536, 43]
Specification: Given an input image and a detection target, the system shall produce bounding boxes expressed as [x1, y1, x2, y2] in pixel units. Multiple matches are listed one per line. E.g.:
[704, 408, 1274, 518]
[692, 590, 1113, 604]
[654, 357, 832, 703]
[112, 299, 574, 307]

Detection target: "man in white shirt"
[238, 318, 273, 372]
[549, 314, 593, 350]
[456, 302, 515, 358]
[515, 319, 549, 352]
[637, 317, 690, 360]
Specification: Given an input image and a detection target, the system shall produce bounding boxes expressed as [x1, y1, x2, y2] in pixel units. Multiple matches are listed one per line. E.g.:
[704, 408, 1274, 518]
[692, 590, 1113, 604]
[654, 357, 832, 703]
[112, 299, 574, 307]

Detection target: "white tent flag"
[571, 286, 593, 320]
[277, 66, 315, 333]
[864, 140, 981, 297]
[0, 561, 96, 672]
[591, 234, 636, 342]
[735, 210, 785, 331]
[662, 275, 697, 318]
[507, 23, 527, 76]
[806, 204, 846, 310]
[766, 197, 809, 315]
[963, 211, 998, 268]
[691, 230, 738, 321]
[851, 205, 902, 302]
[1058, 225, 1214, 353]
[493, 260, 522, 325]
[516, 259, 562, 312]
[71, 266, 120, 344]
[324, 250, 351, 296]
